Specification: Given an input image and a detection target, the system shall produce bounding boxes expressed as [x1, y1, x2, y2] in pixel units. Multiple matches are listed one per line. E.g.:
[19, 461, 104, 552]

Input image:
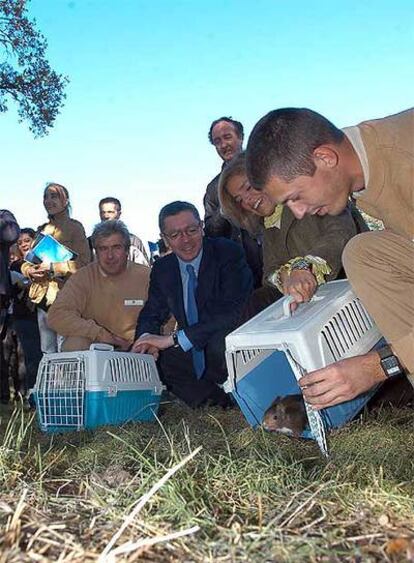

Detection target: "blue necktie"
[186, 264, 205, 379]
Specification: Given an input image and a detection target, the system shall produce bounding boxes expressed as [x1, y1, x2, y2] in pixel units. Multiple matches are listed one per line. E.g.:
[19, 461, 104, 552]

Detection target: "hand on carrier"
[131, 334, 174, 359]
[108, 334, 131, 351]
[283, 269, 317, 309]
[299, 352, 387, 409]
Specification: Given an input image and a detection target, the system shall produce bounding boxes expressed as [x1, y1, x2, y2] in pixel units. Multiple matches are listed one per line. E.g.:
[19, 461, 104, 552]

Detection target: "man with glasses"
[132, 200, 253, 408]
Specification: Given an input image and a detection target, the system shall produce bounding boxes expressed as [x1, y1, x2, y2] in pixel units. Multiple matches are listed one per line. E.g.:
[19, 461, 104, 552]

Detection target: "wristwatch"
[171, 331, 180, 348]
[378, 345, 403, 378]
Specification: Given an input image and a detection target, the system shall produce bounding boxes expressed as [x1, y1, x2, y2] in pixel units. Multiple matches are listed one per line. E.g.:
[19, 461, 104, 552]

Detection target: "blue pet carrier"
[33, 344, 164, 433]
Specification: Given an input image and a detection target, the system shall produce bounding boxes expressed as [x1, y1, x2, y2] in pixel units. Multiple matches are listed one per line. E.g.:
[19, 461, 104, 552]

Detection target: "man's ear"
[160, 233, 169, 248]
[312, 146, 339, 170]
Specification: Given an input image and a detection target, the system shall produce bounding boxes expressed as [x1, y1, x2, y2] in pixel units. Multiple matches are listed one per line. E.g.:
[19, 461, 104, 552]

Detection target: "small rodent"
[262, 394, 308, 437]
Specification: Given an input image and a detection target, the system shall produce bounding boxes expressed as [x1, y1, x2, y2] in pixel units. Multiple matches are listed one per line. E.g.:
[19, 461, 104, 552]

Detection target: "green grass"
[0, 401, 413, 561]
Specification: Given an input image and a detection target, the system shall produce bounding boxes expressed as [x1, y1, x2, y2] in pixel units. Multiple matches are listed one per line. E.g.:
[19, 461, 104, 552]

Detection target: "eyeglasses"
[163, 223, 202, 241]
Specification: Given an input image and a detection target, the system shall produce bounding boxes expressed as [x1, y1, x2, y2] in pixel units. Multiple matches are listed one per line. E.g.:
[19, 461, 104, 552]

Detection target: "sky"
[1, 0, 413, 249]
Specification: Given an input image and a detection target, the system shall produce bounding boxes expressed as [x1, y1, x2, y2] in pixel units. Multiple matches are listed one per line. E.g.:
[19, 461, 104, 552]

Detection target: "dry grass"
[0, 400, 414, 562]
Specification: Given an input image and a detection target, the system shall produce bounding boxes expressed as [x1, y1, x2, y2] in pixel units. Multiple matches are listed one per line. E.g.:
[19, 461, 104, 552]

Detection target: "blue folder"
[25, 234, 78, 265]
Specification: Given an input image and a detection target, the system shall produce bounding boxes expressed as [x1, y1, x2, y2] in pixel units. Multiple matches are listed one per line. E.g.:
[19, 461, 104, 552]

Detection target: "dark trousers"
[158, 331, 230, 408]
[12, 317, 42, 392]
[0, 311, 9, 402]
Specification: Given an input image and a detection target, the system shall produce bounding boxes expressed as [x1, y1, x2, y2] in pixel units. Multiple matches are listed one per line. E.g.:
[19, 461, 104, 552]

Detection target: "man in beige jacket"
[48, 220, 150, 352]
[246, 108, 413, 408]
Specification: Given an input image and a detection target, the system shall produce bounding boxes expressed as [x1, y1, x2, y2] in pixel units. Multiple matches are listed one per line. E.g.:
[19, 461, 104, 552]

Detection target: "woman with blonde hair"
[218, 152, 368, 319]
[22, 183, 91, 353]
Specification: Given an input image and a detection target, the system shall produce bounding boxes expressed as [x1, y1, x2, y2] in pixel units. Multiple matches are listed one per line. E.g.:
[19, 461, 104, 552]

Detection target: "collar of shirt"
[342, 125, 369, 197]
[264, 204, 284, 229]
[177, 249, 203, 279]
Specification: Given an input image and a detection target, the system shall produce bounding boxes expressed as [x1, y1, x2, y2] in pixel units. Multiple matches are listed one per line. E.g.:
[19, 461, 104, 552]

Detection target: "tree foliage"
[0, 0, 68, 136]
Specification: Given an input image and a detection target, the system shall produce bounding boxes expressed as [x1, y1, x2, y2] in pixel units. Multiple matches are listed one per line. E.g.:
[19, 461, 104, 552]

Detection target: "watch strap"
[378, 345, 393, 361]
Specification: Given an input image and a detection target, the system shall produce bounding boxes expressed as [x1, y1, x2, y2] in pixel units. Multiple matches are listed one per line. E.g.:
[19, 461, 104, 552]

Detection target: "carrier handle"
[89, 343, 115, 351]
[282, 293, 324, 318]
[282, 295, 296, 318]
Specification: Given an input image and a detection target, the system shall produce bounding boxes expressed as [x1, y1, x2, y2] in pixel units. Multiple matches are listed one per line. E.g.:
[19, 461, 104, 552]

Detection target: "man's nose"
[287, 201, 308, 219]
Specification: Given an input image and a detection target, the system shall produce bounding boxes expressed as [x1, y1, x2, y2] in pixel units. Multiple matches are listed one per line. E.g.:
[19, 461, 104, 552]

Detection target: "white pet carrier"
[33, 343, 164, 433]
[224, 280, 384, 455]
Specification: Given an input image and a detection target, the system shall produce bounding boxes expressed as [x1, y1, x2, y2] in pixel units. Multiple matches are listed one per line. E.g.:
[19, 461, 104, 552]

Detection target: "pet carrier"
[224, 280, 384, 454]
[33, 343, 164, 433]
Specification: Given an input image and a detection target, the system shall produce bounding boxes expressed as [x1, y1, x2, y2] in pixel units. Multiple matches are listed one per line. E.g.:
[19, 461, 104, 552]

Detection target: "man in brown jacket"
[48, 220, 150, 352]
[246, 108, 413, 408]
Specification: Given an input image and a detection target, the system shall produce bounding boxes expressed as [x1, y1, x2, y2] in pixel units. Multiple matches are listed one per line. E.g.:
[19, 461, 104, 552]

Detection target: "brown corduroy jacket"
[262, 203, 368, 285]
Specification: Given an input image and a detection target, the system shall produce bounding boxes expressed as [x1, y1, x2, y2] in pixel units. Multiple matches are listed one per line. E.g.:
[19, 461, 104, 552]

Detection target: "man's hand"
[131, 333, 174, 359]
[299, 352, 387, 410]
[109, 334, 131, 351]
[283, 269, 318, 304]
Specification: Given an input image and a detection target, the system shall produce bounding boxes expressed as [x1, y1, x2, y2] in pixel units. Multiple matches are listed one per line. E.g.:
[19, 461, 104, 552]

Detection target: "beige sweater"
[355, 108, 414, 240]
[48, 261, 150, 345]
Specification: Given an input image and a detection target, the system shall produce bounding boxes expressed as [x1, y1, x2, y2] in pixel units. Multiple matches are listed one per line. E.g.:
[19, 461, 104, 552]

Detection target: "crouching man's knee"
[342, 232, 377, 283]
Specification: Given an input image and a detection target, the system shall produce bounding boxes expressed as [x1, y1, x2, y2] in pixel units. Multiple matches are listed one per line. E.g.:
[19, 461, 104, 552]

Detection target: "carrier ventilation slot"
[321, 299, 373, 361]
[107, 356, 153, 384]
[238, 349, 263, 366]
[41, 358, 85, 390]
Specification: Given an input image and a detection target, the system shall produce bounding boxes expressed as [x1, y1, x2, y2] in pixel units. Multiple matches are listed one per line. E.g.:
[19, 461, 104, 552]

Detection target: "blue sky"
[2, 0, 413, 246]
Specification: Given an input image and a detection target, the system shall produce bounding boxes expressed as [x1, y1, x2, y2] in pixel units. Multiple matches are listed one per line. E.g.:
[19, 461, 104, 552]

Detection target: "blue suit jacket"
[136, 237, 253, 350]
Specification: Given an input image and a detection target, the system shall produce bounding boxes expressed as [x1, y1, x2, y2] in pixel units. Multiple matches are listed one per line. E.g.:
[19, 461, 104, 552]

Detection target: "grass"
[0, 400, 413, 562]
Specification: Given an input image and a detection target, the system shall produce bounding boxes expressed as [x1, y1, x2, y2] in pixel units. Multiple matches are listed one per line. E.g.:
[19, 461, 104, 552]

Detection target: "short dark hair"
[159, 201, 201, 232]
[246, 108, 345, 188]
[208, 116, 244, 144]
[99, 197, 121, 210]
[19, 228, 36, 239]
[91, 220, 130, 250]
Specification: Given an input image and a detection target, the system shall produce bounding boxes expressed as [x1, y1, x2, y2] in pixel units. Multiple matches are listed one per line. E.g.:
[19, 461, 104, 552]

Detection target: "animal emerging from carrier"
[262, 394, 308, 438]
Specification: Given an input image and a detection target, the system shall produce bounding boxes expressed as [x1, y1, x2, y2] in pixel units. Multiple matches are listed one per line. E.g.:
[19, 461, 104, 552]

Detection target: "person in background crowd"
[218, 152, 368, 319]
[246, 107, 413, 408]
[48, 220, 150, 352]
[133, 201, 253, 408]
[17, 228, 36, 257]
[0, 210, 20, 402]
[204, 116, 263, 288]
[21, 183, 91, 354]
[9, 228, 42, 395]
[98, 196, 150, 266]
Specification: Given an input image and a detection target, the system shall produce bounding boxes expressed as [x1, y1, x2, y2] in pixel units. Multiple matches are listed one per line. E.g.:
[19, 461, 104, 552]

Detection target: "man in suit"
[246, 107, 413, 409]
[132, 200, 253, 407]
